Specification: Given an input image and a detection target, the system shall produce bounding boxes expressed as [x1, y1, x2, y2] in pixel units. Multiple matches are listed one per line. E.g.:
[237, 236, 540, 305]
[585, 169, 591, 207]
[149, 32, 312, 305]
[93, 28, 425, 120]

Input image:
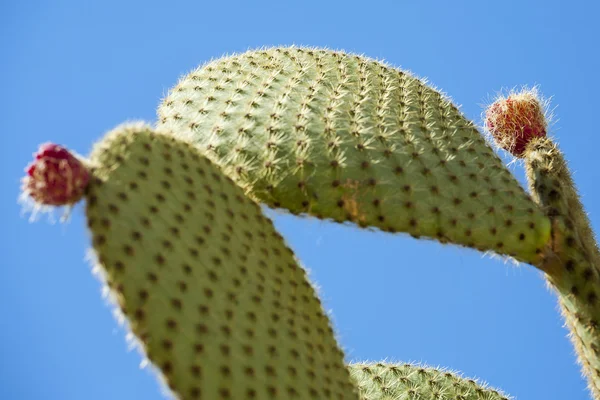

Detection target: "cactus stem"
[525, 137, 600, 398]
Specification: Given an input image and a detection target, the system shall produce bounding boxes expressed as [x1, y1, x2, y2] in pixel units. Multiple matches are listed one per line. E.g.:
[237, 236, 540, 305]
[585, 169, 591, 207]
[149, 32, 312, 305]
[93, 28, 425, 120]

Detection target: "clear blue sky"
[2, 1, 599, 399]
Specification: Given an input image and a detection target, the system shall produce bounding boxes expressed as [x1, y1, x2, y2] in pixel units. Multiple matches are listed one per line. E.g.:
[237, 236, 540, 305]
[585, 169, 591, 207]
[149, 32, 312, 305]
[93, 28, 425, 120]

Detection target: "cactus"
[86, 123, 359, 399]
[350, 363, 510, 400]
[525, 137, 600, 398]
[20, 46, 600, 399]
[158, 47, 550, 265]
[23, 121, 507, 399]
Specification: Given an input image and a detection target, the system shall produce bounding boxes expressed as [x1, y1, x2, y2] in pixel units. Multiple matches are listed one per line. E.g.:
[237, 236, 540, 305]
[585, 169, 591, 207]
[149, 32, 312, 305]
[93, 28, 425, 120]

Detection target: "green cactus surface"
[524, 137, 600, 398]
[158, 47, 551, 265]
[80, 122, 511, 399]
[350, 363, 510, 400]
[85, 123, 360, 399]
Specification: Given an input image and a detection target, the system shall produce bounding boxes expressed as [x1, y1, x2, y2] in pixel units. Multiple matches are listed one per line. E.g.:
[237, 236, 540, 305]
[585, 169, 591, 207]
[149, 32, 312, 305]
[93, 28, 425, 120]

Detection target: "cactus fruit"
[84, 123, 360, 399]
[484, 89, 548, 157]
[158, 47, 551, 265]
[349, 363, 510, 400]
[22, 143, 90, 206]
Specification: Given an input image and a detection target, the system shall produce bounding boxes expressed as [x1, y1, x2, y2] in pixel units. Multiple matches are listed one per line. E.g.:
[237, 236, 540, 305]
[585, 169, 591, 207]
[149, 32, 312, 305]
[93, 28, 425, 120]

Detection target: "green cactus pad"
[158, 46, 550, 264]
[525, 137, 600, 398]
[85, 123, 359, 399]
[350, 363, 510, 400]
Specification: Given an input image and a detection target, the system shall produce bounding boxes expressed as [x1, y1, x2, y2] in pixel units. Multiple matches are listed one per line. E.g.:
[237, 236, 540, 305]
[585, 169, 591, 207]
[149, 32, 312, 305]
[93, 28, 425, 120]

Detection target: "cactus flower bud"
[485, 89, 547, 157]
[23, 143, 90, 206]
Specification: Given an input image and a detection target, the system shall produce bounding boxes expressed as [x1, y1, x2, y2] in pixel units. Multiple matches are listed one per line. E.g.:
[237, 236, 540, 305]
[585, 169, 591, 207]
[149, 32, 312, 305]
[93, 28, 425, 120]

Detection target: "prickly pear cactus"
[22, 121, 509, 400]
[85, 123, 359, 399]
[21, 46, 600, 400]
[350, 363, 510, 400]
[158, 47, 551, 265]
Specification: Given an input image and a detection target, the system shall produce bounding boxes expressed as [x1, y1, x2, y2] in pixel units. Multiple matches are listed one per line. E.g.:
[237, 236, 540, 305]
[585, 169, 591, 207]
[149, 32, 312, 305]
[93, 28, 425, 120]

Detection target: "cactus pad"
[158, 47, 551, 264]
[525, 137, 600, 398]
[85, 123, 359, 399]
[350, 363, 510, 400]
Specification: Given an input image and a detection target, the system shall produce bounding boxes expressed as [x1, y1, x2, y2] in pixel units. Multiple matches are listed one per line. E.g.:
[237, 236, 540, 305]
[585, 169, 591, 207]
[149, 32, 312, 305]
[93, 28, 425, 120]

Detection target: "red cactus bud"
[23, 143, 90, 206]
[485, 90, 547, 157]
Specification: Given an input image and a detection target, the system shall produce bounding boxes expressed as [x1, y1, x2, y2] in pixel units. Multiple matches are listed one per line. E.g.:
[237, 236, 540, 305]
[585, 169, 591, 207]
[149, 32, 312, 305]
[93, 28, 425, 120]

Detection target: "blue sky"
[2, 1, 600, 399]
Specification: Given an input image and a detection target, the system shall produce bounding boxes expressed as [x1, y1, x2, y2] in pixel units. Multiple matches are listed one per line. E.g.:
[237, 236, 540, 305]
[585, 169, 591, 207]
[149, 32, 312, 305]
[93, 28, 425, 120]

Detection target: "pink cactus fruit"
[485, 89, 548, 157]
[23, 143, 90, 206]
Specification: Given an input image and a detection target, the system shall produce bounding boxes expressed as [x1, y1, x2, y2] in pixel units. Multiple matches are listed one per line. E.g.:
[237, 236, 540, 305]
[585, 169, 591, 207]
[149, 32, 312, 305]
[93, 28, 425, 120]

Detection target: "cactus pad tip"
[22, 143, 90, 207]
[485, 88, 548, 157]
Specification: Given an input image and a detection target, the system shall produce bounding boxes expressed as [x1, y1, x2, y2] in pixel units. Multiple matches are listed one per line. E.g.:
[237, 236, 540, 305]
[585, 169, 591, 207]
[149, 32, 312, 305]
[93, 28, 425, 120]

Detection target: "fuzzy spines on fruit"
[23, 143, 90, 206]
[158, 46, 551, 265]
[85, 123, 359, 400]
[485, 88, 548, 157]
